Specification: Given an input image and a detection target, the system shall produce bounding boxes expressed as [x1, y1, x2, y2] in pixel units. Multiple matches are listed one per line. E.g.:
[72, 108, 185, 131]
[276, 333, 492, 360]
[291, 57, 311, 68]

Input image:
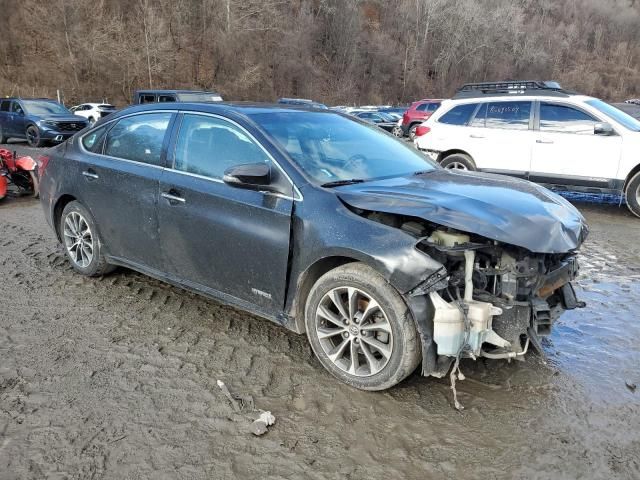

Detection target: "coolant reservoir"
[428, 230, 470, 247]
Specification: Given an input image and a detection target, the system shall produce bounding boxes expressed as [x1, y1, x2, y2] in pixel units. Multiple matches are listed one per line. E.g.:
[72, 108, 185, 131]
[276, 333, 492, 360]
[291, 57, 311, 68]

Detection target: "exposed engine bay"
[357, 210, 585, 375]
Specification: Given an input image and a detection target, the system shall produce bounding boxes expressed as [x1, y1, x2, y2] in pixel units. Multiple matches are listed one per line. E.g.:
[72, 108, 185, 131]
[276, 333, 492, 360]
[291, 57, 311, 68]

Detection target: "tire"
[392, 126, 403, 138]
[29, 171, 39, 198]
[88, 117, 96, 126]
[440, 153, 476, 171]
[408, 124, 419, 141]
[305, 262, 421, 391]
[60, 201, 114, 276]
[624, 171, 640, 218]
[0, 124, 6, 144]
[26, 125, 45, 148]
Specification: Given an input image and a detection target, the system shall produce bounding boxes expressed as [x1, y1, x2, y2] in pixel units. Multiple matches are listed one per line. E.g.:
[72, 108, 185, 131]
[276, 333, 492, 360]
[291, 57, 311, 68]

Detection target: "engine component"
[428, 229, 470, 248]
[430, 291, 508, 357]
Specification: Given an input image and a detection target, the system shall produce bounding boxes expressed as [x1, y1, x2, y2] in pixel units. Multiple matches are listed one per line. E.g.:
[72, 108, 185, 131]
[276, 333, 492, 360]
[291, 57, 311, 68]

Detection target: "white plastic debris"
[251, 411, 276, 436]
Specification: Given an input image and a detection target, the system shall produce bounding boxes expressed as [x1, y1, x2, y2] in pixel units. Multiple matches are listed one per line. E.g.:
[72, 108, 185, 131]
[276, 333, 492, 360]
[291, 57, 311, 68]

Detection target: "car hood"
[40, 114, 88, 123]
[334, 169, 588, 253]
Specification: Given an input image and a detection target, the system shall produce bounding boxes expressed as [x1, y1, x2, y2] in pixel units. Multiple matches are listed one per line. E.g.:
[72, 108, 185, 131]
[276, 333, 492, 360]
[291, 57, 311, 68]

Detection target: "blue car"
[0, 98, 89, 147]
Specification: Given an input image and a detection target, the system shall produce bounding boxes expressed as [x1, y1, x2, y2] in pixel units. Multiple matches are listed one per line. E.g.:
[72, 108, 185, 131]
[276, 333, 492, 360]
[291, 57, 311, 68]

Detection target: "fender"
[0, 175, 7, 199]
[15, 155, 37, 171]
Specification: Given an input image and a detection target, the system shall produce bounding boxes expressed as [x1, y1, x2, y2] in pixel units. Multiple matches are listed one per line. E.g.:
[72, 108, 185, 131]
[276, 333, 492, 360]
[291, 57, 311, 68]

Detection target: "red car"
[401, 99, 443, 139]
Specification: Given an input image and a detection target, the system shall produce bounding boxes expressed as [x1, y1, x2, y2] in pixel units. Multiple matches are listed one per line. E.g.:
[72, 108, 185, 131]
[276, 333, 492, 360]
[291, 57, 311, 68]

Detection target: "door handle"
[161, 191, 186, 204]
[536, 139, 554, 144]
[82, 170, 99, 180]
[469, 134, 485, 139]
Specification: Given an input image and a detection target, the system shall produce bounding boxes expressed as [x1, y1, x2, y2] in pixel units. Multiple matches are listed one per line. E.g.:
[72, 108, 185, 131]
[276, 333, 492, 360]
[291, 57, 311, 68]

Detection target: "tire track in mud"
[1, 199, 640, 479]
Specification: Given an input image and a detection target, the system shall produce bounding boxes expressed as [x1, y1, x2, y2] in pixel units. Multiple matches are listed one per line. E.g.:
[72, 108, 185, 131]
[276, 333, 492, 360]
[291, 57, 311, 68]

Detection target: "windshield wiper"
[321, 179, 366, 188]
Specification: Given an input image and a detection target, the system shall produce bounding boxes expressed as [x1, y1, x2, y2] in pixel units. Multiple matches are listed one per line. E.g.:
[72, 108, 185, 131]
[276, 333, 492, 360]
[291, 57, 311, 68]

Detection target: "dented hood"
[335, 169, 588, 253]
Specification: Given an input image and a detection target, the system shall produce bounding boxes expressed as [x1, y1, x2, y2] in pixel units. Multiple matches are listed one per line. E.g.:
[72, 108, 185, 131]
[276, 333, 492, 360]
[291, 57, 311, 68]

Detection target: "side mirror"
[223, 162, 272, 190]
[594, 122, 614, 136]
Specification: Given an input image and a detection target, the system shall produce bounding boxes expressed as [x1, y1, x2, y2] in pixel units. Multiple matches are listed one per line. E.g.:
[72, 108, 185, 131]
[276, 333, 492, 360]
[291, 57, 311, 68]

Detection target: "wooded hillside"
[1, 0, 639, 105]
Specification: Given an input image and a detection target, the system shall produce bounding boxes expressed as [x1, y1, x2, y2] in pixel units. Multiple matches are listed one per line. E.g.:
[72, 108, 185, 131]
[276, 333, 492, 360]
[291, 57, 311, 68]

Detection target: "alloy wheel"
[26, 127, 40, 147]
[392, 126, 403, 137]
[315, 287, 393, 377]
[445, 161, 468, 170]
[63, 211, 94, 268]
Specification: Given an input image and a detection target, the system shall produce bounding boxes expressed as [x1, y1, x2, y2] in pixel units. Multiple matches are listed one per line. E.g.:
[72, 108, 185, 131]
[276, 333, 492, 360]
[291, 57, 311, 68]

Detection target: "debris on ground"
[217, 379, 276, 436]
[626, 381, 637, 392]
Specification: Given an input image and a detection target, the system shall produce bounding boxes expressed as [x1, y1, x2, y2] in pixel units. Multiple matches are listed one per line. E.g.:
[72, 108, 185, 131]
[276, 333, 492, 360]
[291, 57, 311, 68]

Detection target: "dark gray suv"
[39, 102, 587, 390]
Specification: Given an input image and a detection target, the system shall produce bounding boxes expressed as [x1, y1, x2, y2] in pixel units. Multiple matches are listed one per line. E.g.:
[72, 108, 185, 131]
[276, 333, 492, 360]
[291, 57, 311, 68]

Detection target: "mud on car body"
[38, 103, 588, 391]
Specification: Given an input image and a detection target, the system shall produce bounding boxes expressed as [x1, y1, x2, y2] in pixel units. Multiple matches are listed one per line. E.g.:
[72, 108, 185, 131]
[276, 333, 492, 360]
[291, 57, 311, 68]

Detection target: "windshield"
[176, 93, 223, 102]
[250, 111, 436, 184]
[586, 99, 640, 132]
[22, 100, 70, 115]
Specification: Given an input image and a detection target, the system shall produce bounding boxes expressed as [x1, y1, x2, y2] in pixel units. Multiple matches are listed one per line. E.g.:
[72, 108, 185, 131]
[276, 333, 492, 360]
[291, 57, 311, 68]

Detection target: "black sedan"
[352, 110, 400, 133]
[39, 103, 587, 390]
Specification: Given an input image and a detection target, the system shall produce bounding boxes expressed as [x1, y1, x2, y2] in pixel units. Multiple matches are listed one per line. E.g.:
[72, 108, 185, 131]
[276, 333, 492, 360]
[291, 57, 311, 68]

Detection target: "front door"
[157, 113, 294, 313]
[530, 101, 622, 186]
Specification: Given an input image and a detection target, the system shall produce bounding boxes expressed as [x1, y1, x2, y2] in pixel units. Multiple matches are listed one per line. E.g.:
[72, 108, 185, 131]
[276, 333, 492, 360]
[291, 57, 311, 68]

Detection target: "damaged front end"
[412, 228, 584, 376]
[351, 209, 585, 380]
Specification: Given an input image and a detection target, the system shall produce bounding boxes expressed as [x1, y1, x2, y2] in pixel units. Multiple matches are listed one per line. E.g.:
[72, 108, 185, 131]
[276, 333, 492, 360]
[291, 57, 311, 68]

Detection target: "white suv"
[70, 103, 116, 125]
[414, 81, 640, 217]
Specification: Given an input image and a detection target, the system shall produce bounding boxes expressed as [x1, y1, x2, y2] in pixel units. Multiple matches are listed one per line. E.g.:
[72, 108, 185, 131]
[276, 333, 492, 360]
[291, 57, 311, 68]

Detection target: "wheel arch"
[623, 163, 640, 191]
[290, 255, 361, 333]
[437, 148, 473, 164]
[53, 194, 78, 242]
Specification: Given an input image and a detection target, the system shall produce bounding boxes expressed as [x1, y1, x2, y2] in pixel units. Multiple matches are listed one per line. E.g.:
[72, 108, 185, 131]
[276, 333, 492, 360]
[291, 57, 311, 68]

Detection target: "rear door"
[0, 100, 11, 136]
[464, 100, 535, 176]
[71, 111, 175, 269]
[157, 112, 294, 313]
[530, 101, 622, 186]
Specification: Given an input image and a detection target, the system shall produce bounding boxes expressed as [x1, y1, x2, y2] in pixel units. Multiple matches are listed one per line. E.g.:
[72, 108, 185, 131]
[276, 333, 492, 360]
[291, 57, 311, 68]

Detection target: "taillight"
[36, 155, 50, 178]
[415, 126, 431, 137]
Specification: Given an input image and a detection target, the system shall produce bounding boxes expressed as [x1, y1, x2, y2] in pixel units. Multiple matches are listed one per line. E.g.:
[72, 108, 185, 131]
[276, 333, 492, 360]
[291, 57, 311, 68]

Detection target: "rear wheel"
[26, 125, 45, 148]
[624, 171, 640, 218]
[305, 263, 421, 390]
[408, 124, 419, 141]
[60, 201, 114, 276]
[441, 153, 476, 171]
[392, 126, 403, 137]
[88, 116, 96, 126]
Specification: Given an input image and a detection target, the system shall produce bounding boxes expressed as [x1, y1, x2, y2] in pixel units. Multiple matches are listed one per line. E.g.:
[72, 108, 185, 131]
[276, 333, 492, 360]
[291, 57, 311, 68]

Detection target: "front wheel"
[26, 125, 45, 148]
[305, 263, 421, 390]
[624, 171, 640, 218]
[392, 126, 403, 137]
[440, 153, 476, 171]
[60, 201, 114, 276]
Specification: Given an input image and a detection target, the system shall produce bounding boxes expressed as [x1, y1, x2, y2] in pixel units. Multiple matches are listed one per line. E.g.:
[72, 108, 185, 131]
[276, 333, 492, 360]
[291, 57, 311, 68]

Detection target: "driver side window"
[173, 114, 269, 180]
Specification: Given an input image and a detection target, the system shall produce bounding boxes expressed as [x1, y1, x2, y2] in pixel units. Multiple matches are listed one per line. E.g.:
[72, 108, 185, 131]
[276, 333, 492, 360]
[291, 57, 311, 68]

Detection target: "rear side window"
[540, 103, 598, 134]
[82, 125, 109, 153]
[0, 101, 9, 112]
[438, 103, 477, 126]
[426, 103, 440, 112]
[158, 95, 176, 103]
[174, 114, 270, 179]
[485, 101, 531, 130]
[104, 113, 172, 165]
[139, 94, 156, 104]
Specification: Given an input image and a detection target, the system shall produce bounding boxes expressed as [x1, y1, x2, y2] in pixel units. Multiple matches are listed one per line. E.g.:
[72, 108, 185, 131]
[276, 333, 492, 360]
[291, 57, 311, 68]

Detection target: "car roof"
[135, 90, 220, 95]
[111, 101, 339, 117]
[443, 94, 596, 104]
[4, 97, 57, 102]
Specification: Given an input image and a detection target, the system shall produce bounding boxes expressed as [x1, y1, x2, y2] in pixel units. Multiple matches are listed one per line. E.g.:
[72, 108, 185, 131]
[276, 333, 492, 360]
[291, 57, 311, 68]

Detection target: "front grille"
[56, 122, 85, 132]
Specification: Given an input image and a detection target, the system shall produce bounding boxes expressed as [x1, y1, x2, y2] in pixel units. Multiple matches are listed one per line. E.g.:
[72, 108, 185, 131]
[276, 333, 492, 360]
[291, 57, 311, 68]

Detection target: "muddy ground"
[1, 143, 639, 479]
